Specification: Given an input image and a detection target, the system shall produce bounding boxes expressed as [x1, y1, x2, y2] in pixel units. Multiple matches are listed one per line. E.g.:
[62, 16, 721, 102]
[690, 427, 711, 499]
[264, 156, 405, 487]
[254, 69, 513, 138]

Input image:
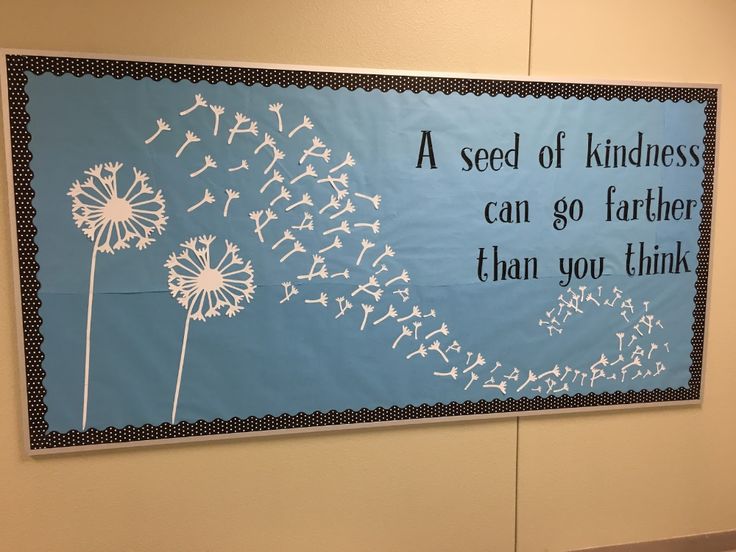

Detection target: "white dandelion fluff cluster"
[68, 162, 167, 253]
[166, 235, 256, 321]
[166, 235, 256, 423]
[68, 162, 168, 430]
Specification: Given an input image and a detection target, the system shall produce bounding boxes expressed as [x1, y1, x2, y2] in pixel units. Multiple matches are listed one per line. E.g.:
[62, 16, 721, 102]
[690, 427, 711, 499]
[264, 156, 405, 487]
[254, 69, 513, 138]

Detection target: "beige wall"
[0, 1, 733, 550]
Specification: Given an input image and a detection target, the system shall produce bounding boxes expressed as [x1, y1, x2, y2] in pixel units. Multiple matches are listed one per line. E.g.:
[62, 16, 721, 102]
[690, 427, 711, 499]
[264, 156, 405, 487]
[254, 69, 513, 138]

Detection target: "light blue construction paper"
[25, 73, 705, 431]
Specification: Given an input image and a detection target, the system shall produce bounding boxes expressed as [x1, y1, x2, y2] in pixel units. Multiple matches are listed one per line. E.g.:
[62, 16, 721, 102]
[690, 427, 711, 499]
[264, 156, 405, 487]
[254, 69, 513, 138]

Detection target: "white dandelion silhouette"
[165, 235, 256, 424]
[68, 162, 167, 430]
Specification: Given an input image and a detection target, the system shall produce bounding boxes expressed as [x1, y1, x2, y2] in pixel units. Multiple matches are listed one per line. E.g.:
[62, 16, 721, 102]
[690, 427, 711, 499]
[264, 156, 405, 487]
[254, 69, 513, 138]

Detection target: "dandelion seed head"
[166, 235, 256, 322]
[69, 163, 167, 254]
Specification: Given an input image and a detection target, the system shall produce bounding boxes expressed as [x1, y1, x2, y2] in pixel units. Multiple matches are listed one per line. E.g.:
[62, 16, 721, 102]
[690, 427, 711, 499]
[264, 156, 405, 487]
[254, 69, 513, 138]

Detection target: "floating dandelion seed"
[68, 162, 167, 430]
[269, 102, 284, 132]
[223, 189, 239, 217]
[166, 235, 256, 424]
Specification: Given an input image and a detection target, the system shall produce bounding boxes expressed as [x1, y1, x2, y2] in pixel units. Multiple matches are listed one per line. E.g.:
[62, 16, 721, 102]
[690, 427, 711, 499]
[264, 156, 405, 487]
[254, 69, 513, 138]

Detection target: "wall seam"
[516, 4, 534, 551]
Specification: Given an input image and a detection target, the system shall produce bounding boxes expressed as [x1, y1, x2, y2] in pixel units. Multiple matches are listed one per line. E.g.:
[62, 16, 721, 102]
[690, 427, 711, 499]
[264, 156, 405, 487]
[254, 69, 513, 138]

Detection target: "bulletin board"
[0, 51, 717, 453]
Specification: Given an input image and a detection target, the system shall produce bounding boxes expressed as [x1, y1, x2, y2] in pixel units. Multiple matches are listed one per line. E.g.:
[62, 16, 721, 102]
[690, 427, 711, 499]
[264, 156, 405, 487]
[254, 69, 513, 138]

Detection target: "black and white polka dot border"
[3, 54, 715, 451]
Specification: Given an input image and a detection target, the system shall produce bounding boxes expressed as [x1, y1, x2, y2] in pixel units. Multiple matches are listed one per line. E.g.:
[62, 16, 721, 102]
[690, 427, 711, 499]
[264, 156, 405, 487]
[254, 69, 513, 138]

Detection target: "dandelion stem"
[82, 234, 101, 430]
[172, 304, 194, 424]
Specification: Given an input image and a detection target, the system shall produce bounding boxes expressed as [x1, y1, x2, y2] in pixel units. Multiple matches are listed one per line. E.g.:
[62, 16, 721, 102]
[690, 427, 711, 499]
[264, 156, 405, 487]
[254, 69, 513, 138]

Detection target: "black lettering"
[628, 132, 643, 166]
[475, 148, 489, 171]
[690, 145, 701, 167]
[506, 132, 520, 169]
[477, 247, 488, 282]
[484, 202, 497, 223]
[586, 133, 602, 168]
[416, 130, 437, 169]
[460, 147, 472, 171]
[661, 145, 674, 167]
[646, 143, 660, 166]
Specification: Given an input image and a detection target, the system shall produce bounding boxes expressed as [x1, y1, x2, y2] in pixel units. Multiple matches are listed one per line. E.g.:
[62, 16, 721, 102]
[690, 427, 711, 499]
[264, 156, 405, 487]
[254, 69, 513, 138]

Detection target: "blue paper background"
[24, 73, 705, 431]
